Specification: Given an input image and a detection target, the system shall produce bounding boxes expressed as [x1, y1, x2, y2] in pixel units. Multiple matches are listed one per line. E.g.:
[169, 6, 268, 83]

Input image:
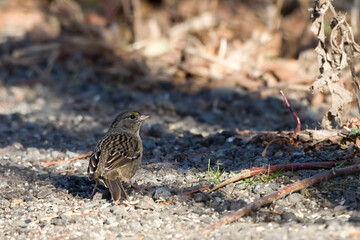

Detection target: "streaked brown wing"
[100, 134, 140, 177]
[87, 151, 100, 180]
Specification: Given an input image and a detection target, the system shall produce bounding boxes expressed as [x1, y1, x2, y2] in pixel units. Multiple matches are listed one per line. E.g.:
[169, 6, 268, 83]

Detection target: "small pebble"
[153, 187, 171, 200]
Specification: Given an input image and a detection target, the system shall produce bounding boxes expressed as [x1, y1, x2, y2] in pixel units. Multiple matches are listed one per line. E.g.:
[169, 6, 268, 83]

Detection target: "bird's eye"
[130, 114, 136, 119]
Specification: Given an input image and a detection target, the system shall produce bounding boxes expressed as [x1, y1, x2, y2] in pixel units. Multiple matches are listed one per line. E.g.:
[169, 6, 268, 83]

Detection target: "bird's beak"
[140, 115, 149, 121]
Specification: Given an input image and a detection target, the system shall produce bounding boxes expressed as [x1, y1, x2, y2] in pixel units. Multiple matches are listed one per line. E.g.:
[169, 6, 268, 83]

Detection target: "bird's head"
[108, 111, 149, 135]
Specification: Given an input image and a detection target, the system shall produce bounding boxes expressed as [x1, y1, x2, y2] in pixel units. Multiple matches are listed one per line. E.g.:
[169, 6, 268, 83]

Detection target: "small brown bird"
[87, 111, 148, 201]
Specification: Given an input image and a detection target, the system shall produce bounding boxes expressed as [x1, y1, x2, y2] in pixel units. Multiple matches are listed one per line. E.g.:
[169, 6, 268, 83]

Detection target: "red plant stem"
[280, 90, 301, 133]
[261, 137, 290, 157]
[203, 163, 360, 235]
[208, 161, 340, 193]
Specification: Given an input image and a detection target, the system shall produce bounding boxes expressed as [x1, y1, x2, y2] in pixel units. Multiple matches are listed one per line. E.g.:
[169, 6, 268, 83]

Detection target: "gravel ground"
[1, 71, 360, 240]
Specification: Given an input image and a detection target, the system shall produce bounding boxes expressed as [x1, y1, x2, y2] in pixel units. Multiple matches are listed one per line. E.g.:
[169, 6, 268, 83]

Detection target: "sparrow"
[87, 111, 148, 201]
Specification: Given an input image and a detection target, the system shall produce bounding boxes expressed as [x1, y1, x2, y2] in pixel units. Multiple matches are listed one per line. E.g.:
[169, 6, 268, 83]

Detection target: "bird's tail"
[104, 178, 128, 201]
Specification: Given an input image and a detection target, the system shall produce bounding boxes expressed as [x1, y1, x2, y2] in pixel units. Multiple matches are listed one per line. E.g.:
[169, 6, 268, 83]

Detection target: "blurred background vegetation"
[0, 0, 359, 115]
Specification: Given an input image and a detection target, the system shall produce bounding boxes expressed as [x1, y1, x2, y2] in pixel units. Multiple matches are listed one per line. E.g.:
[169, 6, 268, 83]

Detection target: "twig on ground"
[43, 152, 92, 167]
[180, 187, 210, 197]
[208, 160, 359, 193]
[243, 129, 340, 153]
[280, 90, 301, 135]
[69, 212, 91, 217]
[261, 137, 291, 157]
[261, 91, 301, 157]
[203, 163, 360, 234]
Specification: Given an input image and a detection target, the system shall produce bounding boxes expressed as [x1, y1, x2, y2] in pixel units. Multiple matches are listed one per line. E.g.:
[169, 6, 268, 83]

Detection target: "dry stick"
[43, 152, 92, 167]
[262, 91, 300, 157]
[208, 161, 340, 193]
[203, 163, 360, 235]
[181, 187, 210, 197]
[280, 90, 301, 134]
[261, 137, 290, 157]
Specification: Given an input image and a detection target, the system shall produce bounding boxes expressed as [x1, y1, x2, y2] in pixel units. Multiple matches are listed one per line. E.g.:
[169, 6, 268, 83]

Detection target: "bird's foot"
[121, 197, 140, 206]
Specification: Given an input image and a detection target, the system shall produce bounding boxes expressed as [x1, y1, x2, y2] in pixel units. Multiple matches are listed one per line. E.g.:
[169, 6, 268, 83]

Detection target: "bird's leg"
[120, 183, 141, 206]
[119, 182, 129, 200]
[90, 180, 99, 199]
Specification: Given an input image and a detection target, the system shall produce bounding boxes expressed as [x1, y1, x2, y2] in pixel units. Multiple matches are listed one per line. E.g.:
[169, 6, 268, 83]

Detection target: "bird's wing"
[88, 150, 100, 180]
[99, 134, 141, 177]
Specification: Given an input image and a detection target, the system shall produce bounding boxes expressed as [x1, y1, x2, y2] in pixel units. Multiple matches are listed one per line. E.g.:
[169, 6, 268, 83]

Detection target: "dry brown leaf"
[309, 0, 360, 128]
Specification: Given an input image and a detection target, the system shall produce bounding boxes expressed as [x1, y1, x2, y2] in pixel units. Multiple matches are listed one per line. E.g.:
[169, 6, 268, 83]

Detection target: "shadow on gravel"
[0, 35, 323, 154]
[0, 86, 322, 147]
[0, 113, 91, 151]
[4, 34, 358, 221]
[0, 163, 94, 200]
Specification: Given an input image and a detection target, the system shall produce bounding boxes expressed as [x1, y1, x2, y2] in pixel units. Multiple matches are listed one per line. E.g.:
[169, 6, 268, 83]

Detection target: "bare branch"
[203, 163, 360, 235]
